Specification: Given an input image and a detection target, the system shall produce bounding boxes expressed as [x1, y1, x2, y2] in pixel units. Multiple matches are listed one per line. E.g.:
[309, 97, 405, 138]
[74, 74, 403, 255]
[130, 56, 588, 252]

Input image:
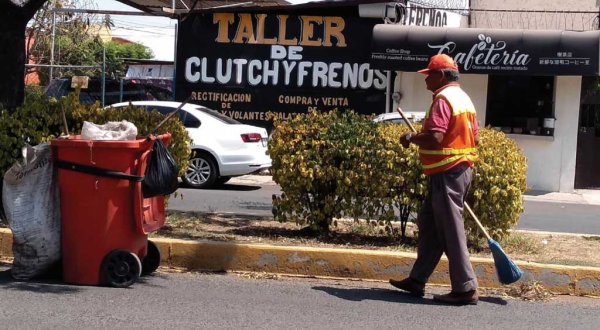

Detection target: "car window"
[180, 112, 200, 128]
[194, 106, 241, 124]
[385, 118, 405, 124]
[144, 106, 201, 128]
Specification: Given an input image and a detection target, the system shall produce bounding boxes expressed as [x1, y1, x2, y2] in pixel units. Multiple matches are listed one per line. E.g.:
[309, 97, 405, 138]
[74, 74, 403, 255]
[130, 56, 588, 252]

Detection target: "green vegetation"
[0, 93, 190, 220]
[269, 109, 528, 247]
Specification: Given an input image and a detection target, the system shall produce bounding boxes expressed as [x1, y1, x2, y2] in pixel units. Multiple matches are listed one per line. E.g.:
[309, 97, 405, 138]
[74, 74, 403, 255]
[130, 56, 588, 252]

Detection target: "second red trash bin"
[51, 134, 171, 287]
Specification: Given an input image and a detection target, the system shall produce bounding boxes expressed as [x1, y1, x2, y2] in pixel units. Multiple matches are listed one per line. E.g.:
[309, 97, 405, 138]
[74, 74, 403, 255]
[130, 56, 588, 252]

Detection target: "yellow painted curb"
[151, 237, 600, 296]
[0, 228, 12, 257]
[1, 228, 599, 295]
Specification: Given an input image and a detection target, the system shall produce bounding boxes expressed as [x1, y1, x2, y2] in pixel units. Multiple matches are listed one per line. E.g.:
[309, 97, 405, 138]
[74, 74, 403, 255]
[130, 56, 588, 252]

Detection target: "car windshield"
[194, 106, 241, 124]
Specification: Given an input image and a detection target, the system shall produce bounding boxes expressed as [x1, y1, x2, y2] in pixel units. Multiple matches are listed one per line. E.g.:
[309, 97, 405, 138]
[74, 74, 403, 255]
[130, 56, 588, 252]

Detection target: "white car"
[107, 101, 272, 189]
[373, 111, 425, 125]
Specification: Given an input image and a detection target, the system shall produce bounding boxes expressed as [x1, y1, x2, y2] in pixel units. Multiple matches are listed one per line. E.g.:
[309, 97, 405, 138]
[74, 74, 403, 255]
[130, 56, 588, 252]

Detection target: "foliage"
[269, 110, 427, 234]
[102, 42, 153, 79]
[375, 123, 428, 237]
[0, 93, 190, 202]
[26, 0, 152, 84]
[467, 128, 528, 243]
[269, 110, 528, 246]
[270, 110, 387, 232]
[24, 85, 47, 102]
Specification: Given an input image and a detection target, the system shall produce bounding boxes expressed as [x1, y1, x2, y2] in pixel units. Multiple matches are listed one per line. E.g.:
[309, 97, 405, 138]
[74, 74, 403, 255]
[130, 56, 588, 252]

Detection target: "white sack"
[81, 120, 138, 141]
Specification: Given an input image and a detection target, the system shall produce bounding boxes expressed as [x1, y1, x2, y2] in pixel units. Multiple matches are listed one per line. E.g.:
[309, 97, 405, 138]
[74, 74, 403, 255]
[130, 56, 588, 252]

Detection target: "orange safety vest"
[419, 84, 478, 175]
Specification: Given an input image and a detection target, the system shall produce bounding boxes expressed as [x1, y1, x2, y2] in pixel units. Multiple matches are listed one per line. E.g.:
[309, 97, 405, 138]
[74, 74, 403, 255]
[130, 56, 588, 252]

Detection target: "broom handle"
[395, 107, 418, 133]
[152, 95, 193, 135]
[463, 203, 492, 241]
[396, 107, 493, 241]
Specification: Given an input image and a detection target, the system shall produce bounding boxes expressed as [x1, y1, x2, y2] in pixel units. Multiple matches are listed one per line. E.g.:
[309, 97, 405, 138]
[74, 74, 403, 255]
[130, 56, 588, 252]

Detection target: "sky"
[84, 0, 315, 61]
[85, 0, 177, 61]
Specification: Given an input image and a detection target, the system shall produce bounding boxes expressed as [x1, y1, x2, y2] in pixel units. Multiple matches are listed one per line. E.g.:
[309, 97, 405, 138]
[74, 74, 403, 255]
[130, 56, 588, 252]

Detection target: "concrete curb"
[1, 228, 599, 296]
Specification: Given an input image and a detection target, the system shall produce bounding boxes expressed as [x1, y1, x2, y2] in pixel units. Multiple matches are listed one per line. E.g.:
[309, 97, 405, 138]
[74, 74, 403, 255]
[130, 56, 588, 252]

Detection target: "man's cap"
[417, 54, 459, 74]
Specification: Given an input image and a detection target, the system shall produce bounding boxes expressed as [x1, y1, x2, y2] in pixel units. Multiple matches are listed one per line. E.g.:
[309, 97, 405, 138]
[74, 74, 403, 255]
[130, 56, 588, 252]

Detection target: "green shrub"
[375, 123, 428, 237]
[0, 93, 191, 221]
[269, 110, 528, 246]
[270, 110, 389, 233]
[467, 128, 528, 243]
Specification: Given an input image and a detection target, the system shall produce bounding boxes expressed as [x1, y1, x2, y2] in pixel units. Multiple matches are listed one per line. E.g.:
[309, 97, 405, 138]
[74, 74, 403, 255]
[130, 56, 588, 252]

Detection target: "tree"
[102, 42, 153, 79]
[0, 0, 48, 110]
[26, 0, 152, 85]
[1, 0, 154, 108]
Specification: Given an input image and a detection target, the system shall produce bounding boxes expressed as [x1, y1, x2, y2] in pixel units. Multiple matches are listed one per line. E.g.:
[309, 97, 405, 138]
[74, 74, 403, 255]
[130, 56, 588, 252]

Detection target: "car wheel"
[215, 176, 231, 186]
[182, 152, 218, 189]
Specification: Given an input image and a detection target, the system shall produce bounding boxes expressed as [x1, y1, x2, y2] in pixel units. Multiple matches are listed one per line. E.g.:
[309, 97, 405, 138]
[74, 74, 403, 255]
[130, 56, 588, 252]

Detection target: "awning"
[370, 24, 600, 76]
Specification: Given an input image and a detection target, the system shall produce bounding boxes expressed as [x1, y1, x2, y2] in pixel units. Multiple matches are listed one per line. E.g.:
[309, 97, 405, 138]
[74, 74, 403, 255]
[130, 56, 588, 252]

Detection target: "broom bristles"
[488, 239, 524, 285]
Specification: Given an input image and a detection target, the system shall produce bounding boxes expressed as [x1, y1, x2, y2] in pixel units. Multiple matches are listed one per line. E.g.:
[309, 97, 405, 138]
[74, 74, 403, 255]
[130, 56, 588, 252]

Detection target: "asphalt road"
[0, 266, 598, 329]
[169, 182, 600, 235]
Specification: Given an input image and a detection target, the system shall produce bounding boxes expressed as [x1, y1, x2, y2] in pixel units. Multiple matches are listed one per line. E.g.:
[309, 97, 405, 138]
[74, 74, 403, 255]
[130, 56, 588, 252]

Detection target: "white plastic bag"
[81, 120, 138, 141]
[2, 144, 61, 280]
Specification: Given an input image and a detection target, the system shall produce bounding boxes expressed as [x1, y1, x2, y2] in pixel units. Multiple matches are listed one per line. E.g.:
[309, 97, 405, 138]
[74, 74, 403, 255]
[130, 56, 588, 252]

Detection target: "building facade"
[383, 0, 600, 191]
[170, 0, 600, 192]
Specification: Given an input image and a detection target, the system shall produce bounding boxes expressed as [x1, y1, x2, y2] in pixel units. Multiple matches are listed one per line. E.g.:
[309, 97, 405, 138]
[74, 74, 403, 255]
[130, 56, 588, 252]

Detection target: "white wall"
[510, 76, 581, 192]
[394, 72, 488, 126]
[394, 72, 581, 192]
[126, 64, 174, 78]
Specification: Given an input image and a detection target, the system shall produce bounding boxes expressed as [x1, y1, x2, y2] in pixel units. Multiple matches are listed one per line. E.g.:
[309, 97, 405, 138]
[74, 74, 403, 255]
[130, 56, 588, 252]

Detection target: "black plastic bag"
[142, 138, 179, 198]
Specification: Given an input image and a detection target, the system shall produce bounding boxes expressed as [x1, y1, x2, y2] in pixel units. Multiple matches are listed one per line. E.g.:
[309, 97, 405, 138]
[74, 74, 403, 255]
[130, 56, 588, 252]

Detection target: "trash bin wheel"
[141, 240, 161, 276]
[101, 250, 142, 288]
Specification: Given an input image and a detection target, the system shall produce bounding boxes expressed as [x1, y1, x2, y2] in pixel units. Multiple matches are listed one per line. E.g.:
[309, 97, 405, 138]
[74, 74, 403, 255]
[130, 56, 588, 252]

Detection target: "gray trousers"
[409, 163, 478, 293]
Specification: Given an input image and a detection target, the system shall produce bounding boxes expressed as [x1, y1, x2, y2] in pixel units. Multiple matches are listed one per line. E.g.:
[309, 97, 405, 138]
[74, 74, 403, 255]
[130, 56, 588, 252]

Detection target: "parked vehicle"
[46, 78, 173, 105]
[106, 101, 272, 189]
[372, 111, 425, 125]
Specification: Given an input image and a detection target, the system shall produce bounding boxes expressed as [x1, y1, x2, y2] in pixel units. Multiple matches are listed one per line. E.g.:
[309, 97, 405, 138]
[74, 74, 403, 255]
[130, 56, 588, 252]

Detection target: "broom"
[464, 203, 524, 284]
[396, 107, 523, 285]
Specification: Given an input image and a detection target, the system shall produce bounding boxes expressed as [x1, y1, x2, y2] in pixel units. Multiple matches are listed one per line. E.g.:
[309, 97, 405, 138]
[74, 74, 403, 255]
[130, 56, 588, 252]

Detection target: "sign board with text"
[175, 6, 387, 130]
[371, 24, 600, 76]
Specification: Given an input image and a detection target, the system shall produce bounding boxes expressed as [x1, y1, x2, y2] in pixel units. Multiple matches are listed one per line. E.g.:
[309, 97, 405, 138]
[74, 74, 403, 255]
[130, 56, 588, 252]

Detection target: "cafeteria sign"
[371, 24, 600, 75]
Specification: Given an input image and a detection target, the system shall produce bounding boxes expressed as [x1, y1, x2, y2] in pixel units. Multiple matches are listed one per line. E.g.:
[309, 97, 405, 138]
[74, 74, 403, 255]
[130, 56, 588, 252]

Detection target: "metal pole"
[120, 78, 124, 102]
[102, 47, 106, 107]
[50, 7, 56, 81]
[172, 22, 178, 101]
[385, 71, 391, 113]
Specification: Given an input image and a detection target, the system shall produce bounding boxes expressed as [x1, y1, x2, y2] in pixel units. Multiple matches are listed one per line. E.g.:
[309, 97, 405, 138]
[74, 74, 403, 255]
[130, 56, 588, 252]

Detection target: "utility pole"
[50, 0, 57, 81]
[597, 0, 600, 29]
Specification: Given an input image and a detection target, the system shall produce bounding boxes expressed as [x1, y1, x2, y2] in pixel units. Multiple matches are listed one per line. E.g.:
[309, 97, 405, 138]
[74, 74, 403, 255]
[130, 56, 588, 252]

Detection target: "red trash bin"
[51, 134, 171, 287]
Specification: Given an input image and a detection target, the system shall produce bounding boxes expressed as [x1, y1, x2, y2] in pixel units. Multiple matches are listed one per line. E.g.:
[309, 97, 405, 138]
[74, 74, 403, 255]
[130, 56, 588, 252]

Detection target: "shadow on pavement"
[0, 268, 82, 294]
[312, 286, 439, 305]
[312, 286, 508, 306]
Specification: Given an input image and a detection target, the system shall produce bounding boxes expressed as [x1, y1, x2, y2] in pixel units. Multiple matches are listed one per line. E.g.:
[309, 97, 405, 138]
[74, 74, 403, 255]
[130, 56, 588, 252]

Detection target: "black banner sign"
[175, 7, 386, 130]
[370, 24, 600, 76]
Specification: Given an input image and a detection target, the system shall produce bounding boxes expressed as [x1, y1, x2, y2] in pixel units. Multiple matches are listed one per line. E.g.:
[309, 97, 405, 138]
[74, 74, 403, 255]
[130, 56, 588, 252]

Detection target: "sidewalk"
[524, 189, 600, 205]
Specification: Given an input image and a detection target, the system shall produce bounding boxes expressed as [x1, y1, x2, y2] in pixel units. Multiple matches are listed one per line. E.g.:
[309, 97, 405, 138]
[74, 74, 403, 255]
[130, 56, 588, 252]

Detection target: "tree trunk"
[0, 14, 26, 109]
[0, 0, 48, 110]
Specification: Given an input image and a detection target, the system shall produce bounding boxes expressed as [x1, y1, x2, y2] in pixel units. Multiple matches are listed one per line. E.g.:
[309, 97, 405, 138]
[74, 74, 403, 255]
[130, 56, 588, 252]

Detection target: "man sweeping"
[389, 54, 480, 305]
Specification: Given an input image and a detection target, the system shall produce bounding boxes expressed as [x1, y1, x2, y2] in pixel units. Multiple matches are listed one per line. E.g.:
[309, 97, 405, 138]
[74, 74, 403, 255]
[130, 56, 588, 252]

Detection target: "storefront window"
[485, 76, 555, 136]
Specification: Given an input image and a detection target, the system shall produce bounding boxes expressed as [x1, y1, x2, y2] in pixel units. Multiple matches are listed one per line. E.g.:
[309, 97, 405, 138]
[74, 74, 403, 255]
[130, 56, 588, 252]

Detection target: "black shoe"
[433, 290, 479, 305]
[389, 278, 425, 297]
